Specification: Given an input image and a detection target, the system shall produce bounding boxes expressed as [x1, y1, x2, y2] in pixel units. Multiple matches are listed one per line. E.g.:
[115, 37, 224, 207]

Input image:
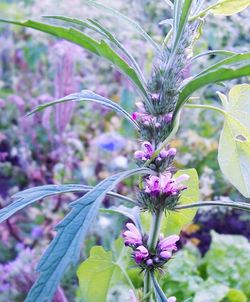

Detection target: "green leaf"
[0, 18, 148, 101]
[218, 84, 250, 197]
[224, 289, 247, 302]
[174, 53, 250, 119]
[28, 90, 139, 130]
[84, 0, 161, 53]
[172, 0, 193, 53]
[150, 272, 168, 302]
[23, 168, 151, 302]
[162, 168, 199, 236]
[211, 0, 250, 16]
[77, 246, 123, 302]
[44, 16, 145, 83]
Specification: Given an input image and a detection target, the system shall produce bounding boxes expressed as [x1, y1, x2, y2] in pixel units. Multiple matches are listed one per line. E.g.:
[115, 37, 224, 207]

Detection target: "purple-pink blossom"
[123, 223, 142, 247]
[157, 235, 180, 260]
[134, 141, 154, 160]
[145, 173, 189, 197]
[134, 245, 149, 264]
[168, 297, 177, 302]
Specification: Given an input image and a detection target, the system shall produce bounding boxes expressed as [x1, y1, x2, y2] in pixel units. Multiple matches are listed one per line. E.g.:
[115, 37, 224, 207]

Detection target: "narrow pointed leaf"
[0, 184, 137, 224]
[28, 90, 139, 130]
[0, 18, 148, 100]
[210, 0, 250, 16]
[24, 168, 151, 302]
[174, 53, 250, 118]
[84, 0, 161, 53]
[175, 200, 250, 211]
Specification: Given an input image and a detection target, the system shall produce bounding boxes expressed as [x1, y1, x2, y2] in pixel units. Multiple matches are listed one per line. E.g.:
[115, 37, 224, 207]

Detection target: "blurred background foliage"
[0, 1, 249, 301]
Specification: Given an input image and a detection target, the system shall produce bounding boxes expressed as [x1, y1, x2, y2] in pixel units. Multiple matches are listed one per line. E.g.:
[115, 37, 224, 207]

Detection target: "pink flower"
[168, 297, 177, 302]
[157, 235, 180, 259]
[123, 223, 142, 247]
[134, 246, 149, 264]
[145, 173, 189, 197]
[129, 289, 138, 302]
[134, 141, 154, 161]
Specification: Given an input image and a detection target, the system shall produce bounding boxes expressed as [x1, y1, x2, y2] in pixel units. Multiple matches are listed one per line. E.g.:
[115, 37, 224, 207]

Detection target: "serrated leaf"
[0, 18, 148, 101]
[174, 53, 250, 118]
[0, 184, 135, 224]
[162, 168, 200, 236]
[84, 0, 161, 53]
[77, 246, 123, 302]
[211, 0, 250, 16]
[28, 90, 139, 130]
[23, 168, 151, 302]
[218, 84, 250, 197]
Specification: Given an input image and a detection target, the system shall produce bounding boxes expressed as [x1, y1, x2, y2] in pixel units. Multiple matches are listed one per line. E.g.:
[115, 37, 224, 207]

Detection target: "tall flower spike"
[122, 223, 142, 247]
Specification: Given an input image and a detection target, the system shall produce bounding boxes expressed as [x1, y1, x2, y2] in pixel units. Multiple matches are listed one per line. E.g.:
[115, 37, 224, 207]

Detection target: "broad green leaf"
[0, 184, 135, 224]
[150, 272, 168, 302]
[23, 168, 151, 302]
[28, 90, 139, 130]
[77, 246, 122, 302]
[218, 84, 250, 197]
[141, 169, 199, 235]
[0, 18, 148, 101]
[211, 0, 250, 16]
[162, 168, 199, 236]
[225, 289, 247, 302]
[174, 53, 250, 119]
[194, 278, 229, 302]
[84, 0, 161, 53]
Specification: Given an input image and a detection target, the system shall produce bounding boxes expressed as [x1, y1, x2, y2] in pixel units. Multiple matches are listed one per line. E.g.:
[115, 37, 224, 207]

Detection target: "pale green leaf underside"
[211, 0, 250, 16]
[218, 84, 250, 197]
[77, 246, 121, 302]
[162, 168, 200, 236]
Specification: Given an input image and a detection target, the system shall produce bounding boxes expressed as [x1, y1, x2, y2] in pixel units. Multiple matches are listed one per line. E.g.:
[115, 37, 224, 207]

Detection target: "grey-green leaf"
[150, 272, 168, 302]
[28, 90, 139, 130]
[24, 168, 151, 302]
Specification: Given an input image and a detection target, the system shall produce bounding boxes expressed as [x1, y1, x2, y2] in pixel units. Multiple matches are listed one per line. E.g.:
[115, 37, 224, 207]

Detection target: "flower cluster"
[132, 102, 173, 144]
[139, 172, 189, 212]
[123, 223, 179, 269]
[134, 141, 176, 172]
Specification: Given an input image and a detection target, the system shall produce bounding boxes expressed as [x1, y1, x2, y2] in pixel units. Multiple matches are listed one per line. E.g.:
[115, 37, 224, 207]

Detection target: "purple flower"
[134, 245, 149, 264]
[134, 141, 154, 161]
[157, 234, 180, 260]
[123, 223, 142, 247]
[168, 297, 177, 302]
[145, 173, 189, 197]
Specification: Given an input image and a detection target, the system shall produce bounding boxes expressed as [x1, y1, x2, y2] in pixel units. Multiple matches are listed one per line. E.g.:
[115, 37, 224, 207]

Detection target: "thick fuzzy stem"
[143, 211, 163, 301]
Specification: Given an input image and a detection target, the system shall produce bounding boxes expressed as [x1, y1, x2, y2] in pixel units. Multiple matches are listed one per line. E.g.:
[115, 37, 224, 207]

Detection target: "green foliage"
[150, 272, 168, 302]
[218, 84, 250, 197]
[174, 53, 250, 120]
[211, 0, 250, 16]
[161, 232, 250, 301]
[77, 242, 127, 302]
[162, 168, 200, 236]
[0, 18, 148, 102]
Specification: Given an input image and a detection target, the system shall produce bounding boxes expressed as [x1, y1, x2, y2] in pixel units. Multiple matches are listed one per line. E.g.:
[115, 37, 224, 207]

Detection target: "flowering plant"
[1, 1, 250, 301]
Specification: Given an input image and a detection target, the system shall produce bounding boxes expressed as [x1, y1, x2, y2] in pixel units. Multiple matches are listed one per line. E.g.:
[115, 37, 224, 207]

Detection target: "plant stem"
[143, 211, 163, 301]
[184, 103, 226, 115]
